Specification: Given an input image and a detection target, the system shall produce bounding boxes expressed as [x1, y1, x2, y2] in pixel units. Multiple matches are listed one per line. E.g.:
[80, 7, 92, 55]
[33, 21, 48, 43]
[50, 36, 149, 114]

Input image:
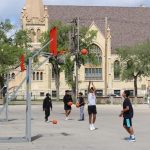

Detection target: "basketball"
[76, 102, 80, 108]
[81, 48, 88, 55]
[67, 101, 72, 106]
[52, 120, 58, 124]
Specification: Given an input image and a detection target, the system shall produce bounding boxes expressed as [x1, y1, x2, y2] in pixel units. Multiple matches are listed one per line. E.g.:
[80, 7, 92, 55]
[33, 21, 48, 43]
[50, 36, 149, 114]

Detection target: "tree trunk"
[55, 70, 60, 101]
[52, 61, 60, 101]
[71, 85, 76, 102]
[134, 75, 138, 104]
[0, 75, 4, 88]
[134, 76, 138, 97]
[0, 75, 4, 99]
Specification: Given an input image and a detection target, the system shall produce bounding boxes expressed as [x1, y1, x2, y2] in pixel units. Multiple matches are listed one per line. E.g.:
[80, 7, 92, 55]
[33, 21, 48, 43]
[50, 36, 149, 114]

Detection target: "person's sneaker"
[91, 124, 95, 130]
[78, 119, 84, 121]
[89, 124, 93, 130]
[128, 136, 136, 142]
[89, 124, 95, 131]
[65, 117, 68, 120]
[46, 120, 50, 123]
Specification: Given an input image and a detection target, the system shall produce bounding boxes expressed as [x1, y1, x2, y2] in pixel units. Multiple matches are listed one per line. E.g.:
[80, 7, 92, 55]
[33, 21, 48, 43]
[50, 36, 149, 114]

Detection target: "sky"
[0, 0, 150, 26]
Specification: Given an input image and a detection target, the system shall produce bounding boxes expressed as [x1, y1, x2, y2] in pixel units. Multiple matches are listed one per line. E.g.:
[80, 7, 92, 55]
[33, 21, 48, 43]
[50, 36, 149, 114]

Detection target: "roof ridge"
[45, 5, 150, 9]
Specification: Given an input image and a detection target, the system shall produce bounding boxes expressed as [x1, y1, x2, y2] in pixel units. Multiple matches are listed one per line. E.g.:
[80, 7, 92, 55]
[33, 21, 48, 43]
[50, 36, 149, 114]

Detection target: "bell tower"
[21, 0, 48, 48]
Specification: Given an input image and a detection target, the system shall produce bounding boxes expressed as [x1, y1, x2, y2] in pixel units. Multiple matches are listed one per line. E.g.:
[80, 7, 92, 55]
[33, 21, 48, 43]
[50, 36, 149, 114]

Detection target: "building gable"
[46, 5, 150, 53]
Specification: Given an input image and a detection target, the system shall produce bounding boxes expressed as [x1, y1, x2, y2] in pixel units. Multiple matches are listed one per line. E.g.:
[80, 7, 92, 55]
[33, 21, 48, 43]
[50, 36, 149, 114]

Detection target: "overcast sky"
[0, 0, 150, 26]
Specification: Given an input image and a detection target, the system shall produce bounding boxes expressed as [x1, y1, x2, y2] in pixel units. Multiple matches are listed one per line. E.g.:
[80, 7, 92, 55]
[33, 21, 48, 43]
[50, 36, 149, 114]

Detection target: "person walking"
[43, 93, 52, 122]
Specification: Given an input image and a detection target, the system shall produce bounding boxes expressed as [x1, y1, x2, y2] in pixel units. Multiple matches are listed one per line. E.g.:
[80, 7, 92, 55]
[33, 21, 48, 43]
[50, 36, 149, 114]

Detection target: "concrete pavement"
[0, 103, 150, 150]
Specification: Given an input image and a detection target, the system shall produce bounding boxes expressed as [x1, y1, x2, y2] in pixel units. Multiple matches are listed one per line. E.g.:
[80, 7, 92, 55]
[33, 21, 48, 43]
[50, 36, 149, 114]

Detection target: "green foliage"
[40, 21, 71, 52]
[0, 44, 23, 73]
[79, 27, 97, 50]
[0, 20, 30, 81]
[116, 41, 150, 80]
[14, 29, 31, 48]
[40, 20, 98, 96]
[116, 41, 150, 96]
[0, 19, 13, 44]
[114, 61, 121, 79]
[64, 55, 75, 88]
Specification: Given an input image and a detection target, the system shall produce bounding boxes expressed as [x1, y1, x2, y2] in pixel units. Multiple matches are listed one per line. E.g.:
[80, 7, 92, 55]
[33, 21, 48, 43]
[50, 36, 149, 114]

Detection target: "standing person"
[119, 90, 136, 142]
[43, 93, 52, 122]
[78, 92, 85, 121]
[88, 81, 97, 130]
[63, 90, 73, 120]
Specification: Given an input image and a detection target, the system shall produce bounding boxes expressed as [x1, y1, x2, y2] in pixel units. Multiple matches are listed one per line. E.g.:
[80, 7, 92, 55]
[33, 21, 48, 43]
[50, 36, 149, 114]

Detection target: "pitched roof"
[46, 5, 150, 53]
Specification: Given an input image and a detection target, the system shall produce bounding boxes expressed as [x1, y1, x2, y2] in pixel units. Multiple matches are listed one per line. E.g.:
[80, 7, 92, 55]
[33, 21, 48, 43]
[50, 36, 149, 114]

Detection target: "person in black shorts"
[88, 81, 97, 130]
[63, 90, 73, 120]
[119, 90, 136, 142]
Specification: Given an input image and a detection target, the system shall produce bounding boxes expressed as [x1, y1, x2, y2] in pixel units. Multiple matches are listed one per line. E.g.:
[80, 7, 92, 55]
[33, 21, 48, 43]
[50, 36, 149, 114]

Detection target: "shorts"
[64, 105, 71, 110]
[123, 118, 132, 128]
[88, 105, 97, 115]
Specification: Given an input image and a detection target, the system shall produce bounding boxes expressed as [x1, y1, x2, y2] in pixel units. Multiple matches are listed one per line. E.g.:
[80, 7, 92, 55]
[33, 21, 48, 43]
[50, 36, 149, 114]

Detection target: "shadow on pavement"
[31, 134, 43, 141]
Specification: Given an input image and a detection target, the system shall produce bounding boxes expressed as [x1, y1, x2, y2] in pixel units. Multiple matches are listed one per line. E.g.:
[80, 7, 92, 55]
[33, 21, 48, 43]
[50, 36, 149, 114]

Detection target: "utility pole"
[26, 57, 32, 142]
[76, 17, 80, 102]
[104, 17, 108, 96]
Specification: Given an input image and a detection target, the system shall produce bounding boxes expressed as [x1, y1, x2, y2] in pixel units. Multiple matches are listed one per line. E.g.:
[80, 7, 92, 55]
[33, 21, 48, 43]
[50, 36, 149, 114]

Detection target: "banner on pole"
[50, 27, 57, 56]
[20, 54, 25, 72]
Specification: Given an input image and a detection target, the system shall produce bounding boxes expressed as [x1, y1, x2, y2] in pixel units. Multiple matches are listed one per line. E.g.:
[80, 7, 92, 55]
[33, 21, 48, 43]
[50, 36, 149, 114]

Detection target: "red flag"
[50, 27, 57, 56]
[20, 54, 25, 72]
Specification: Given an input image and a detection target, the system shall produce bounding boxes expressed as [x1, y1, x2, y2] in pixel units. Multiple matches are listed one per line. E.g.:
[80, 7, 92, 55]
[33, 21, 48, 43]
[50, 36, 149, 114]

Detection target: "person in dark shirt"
[119, 90, 136, 142]
[43, 93, 52, 122]
[63, 90, 73, 120]
[78, 92, 85, 121]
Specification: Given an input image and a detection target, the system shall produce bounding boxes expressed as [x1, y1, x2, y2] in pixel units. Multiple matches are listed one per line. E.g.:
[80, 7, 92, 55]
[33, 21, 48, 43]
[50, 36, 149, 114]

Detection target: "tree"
[64, 54, 75, 97]
[116, 41, 150, 96]
[40, 20, 97, 101]
[14, 29, 31, 48]
[40, 21, 70, 101]
[64, 26, 98, 100]
[0, 20, 31, 93]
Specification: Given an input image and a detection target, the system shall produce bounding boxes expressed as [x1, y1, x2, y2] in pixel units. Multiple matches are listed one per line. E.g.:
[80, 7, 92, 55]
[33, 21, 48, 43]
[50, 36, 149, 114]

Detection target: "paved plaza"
[0, 103, 150, 150]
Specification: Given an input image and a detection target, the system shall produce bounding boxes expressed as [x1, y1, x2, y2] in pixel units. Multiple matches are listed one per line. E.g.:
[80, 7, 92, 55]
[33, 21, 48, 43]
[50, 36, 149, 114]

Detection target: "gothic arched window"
[11, 73, 15, 79]
[37, 29, 41, 42]
[90, 44, 102, 64]
[33, 72, 35, 80]
[40, 72, 43, 80]
[36, 72, 39, 80]
[85, 44, 102, 80]
[30, 29, 35, 42]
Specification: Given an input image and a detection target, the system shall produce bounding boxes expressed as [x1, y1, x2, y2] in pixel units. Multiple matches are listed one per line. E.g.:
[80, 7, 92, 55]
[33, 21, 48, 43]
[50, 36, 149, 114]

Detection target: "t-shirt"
[88, 93, 96, 106]
[79, 97, 85, 107]
[123, 98, 133, 118]
[43, 97, 52, 110]
[63, 94, 73, 105]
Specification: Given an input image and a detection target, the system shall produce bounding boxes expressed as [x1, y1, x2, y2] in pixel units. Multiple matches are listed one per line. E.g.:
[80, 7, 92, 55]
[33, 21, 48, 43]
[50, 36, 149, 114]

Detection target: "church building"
[9, 0, 150, 99]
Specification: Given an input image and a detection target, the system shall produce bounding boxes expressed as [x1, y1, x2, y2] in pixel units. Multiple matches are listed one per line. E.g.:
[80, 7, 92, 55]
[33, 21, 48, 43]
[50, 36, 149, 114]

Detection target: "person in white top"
[88, 81, 97, 131]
